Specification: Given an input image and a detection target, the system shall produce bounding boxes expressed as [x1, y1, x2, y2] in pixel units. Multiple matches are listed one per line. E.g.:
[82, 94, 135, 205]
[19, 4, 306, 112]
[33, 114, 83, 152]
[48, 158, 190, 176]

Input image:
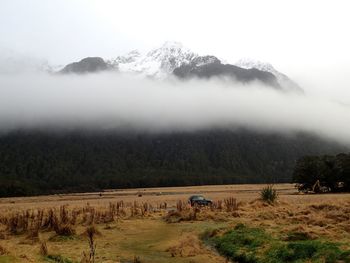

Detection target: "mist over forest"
[0, 72, 349, 144]
[0, 70, 349, 196]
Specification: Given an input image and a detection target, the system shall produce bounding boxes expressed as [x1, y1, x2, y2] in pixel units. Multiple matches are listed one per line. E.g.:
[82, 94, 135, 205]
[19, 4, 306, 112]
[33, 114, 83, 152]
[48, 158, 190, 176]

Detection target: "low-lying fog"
[0, 72, 349, 145]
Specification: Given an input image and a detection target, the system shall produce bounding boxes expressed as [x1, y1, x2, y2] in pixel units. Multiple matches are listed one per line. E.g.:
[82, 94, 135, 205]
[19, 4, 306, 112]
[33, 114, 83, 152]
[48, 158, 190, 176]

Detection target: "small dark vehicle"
[188, 195, 212, 206]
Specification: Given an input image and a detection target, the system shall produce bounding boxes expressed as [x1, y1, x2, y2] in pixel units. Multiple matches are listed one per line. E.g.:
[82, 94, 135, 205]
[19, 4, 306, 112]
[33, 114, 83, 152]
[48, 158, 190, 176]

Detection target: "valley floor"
[0, 184, 350, 262]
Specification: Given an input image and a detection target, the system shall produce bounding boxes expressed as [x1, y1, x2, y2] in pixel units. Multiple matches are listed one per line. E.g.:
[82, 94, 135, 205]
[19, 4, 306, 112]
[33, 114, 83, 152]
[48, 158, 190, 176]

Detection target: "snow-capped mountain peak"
[110, 41, 197, 78]
[56, 41, 302, 92]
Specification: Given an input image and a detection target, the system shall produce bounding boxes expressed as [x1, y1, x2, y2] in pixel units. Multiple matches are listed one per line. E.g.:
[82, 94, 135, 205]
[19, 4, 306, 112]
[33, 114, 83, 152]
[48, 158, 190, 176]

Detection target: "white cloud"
[0, 72, 349, 145]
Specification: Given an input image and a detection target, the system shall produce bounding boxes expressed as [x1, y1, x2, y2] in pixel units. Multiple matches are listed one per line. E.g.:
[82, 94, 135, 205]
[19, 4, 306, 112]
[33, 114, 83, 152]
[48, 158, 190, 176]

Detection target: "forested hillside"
[0, 129, 347, 197]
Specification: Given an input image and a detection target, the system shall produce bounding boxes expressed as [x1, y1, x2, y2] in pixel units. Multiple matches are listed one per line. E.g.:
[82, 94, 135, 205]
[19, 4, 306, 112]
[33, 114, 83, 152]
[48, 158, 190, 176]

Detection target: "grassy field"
[0, 184, 350, 262]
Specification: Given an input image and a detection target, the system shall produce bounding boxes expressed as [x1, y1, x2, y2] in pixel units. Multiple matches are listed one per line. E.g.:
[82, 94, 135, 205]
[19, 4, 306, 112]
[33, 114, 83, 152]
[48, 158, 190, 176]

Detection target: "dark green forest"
[0, 129, 347, 197]
[293, 153, 350, 192]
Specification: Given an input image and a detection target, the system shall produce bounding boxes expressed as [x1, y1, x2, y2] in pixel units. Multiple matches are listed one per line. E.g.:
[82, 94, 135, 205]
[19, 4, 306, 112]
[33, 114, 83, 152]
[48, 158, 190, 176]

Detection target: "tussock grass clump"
[164, 207, 199, 223]
[7, 211, 30, 234]
[224, 197, 238, 212]
[260, 185, 278, 204]
[166, 235, 202, 257]
[165, 199, 237, 223]
[164, 210, 186, 223]
[43, 209, 56, 230]
[26, 222, 41, 243]
[210, 200, 223, 210]
[54, 223, 76, 236]
[83, 225, 101, 238]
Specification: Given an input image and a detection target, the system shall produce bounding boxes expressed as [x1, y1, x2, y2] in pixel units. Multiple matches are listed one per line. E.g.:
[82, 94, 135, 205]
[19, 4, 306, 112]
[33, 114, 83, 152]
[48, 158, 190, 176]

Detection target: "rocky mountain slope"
[173, 56, 280, 88]
[60, 57, 110, 74]
[235, 58, 302, 92]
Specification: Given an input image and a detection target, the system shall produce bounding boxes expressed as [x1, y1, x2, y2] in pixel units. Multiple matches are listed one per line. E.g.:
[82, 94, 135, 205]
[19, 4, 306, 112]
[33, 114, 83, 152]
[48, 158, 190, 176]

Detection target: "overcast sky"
[1, 0, 350, 99]
[0, 0, 349, 66]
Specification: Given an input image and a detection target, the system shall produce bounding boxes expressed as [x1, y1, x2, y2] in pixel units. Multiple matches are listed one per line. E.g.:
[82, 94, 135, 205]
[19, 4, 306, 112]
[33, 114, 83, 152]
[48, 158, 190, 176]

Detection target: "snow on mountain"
[107, 50, 141, 66]
[235, 58, 303, 93]
[109, 41, 197, 78]
[109, 43, 301, 93]
[235, 58, 276, 72]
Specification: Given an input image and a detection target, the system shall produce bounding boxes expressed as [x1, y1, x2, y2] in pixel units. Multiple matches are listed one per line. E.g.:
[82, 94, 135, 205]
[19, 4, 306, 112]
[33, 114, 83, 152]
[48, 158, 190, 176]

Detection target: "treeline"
[293, 153, 350, 192]
[0, 129, 346, 197]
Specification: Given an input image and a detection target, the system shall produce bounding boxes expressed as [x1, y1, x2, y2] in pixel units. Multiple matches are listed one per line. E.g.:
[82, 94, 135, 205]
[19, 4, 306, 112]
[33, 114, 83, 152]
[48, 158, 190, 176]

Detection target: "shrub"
[260, 185, 277, 204]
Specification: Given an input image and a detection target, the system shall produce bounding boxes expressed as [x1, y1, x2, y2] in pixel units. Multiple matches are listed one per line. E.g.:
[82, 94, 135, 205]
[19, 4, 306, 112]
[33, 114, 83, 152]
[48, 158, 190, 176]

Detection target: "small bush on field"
[209, 224, 350, 263]
[260, 185, 278, 204]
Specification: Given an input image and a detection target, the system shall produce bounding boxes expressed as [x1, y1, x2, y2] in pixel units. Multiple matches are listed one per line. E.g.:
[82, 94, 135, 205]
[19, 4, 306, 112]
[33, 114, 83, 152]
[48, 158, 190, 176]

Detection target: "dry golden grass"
[0, 183, 349, 262]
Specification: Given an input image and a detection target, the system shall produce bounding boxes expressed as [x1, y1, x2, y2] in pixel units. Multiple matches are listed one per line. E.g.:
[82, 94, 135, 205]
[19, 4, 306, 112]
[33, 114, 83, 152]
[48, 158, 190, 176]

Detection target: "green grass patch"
[207, 224, 350, 263]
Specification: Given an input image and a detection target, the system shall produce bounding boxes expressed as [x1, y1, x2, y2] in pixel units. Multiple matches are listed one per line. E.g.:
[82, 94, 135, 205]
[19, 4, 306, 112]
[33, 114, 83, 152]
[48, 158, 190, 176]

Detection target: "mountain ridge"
[58, 41, 302, 92]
